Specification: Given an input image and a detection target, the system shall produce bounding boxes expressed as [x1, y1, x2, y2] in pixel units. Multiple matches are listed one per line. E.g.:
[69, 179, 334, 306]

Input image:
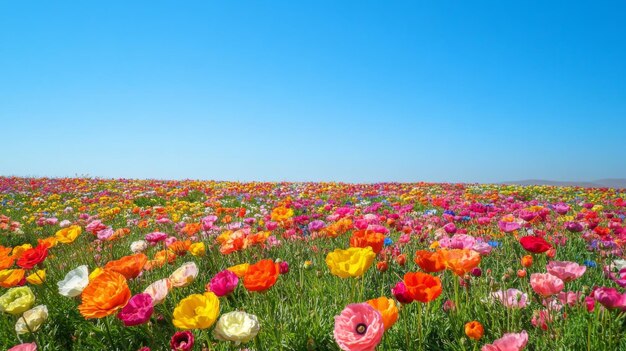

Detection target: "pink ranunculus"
[477, 217, 491, 225]
[86, 220, 107, 234]
[333, 303, 384, 351]
[366, 224, 389, 235]
[491, 289, 529, 309]
[59, 219, 71, 228]
[117, 293, 154, 326]
[498, 219, 521, 233]
[266, 221, 279, 230]
[145, 231, 168, 244]
[472, 242, 493, 255]
[97, 227, 114, 240]
[144, 278, 171, 305]
[7, 343, 37, 351]
[593, 287, 626, 311]
[556, 291, 581, 307]
[308, 220, 326, 232]
[546, 261, 586, 283]
[481, 330, 528, 351]
[448, 234, 476, 249]
[170, 331, 194, 351]
[391, 281, 413, 304]
[443, 222, 457, 234]
[530, 273, 564, 297]
[278, 261, 289, 274]
[207, 270, 239, 297]
[554, 203, 570, 215]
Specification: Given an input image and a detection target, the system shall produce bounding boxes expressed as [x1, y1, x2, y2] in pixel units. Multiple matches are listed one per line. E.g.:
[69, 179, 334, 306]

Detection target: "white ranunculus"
[130, 240, 148, 253]
[57, 265, 89, 297]
[213, 311, 260, 345]
[15, 305, 48, 334]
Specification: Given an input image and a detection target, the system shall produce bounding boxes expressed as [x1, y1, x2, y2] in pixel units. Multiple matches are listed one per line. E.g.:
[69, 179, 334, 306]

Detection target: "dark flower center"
[356, 323, 367, 335]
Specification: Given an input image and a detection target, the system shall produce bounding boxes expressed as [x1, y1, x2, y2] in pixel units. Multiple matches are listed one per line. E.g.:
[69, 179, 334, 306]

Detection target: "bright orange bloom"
[0, 246, 14, 270]
[414, 250, 445, 273]
[270, 206, 294, 223]
[464, 321, 484, 340]
[366, 297, 399, 330]
[104, 253, 147, 279]
[403, 272, 443, 303]
[169, 240, 191, 256]
[78, 270, 131, 319]
[245, 231, 270, 247]
[0, 269, 25, 288]
[521, 255, 533, 268]
[321, 218, 353, 238]
[181, 222, 202, 236]
[439, 249, 481, 276]
[376, 261, 389, 272]
[38, 237, 58, 249]
[108, 228, 130, 241]
[144, 250, 176, 270]
[349, 230, 385, 254]
[243, 259, 279, 292]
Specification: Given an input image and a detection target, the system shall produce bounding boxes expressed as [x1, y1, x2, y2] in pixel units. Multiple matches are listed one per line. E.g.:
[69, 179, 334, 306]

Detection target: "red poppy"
[16, 245, 48, 269]
[519, 236, 552, 253]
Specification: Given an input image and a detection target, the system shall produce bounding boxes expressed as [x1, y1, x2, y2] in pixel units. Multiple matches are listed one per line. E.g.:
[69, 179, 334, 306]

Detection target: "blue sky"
[1, 1, 625, 183]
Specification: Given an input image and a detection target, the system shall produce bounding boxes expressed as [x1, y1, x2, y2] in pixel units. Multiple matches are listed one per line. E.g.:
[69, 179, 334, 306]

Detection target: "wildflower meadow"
[1, 176, 625, 351]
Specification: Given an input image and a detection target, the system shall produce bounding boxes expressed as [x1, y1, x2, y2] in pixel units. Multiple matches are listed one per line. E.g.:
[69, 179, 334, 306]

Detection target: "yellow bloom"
[26, 270, 46, 285]
[55, 225, 82, 244]
[15, 305, 48, 334]
[172, 292, 220, 329]
[89, 267, 104, 281]
[0, 269, 25, 288]
[227, 263, 250, 278]
[189, 242, 206, 257]
[11, 244, 32, 259]
[0, 286, 35, 315]
[270, 206, 294, 222]
[325, 247, 376, 278]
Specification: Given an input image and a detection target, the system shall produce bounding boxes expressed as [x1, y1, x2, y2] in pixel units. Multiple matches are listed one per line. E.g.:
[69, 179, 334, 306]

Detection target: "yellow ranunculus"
[15, 305, 48, 334]
[89, 267, 104, 281]
[0, 286, 35, 315]
[189, 242, 206, 257]
[26, 270, 46, 285]
[172, 292, 220, 329]
[325, 247, 376, 278]
[11, 244, 32, 259]
[0, 269, 26, 288]
[213, 311, 260, 345]
[55, 225, 82, 244]
[227, 263, 250, 278]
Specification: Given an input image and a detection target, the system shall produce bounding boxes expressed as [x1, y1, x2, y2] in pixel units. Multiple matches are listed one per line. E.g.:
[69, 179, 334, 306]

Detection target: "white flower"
[57, 265, 89, 297]
[144, 278, 171, 305]
[168, 262, 198, 288]
[15, 305, 48, 334]
[130, 240, 148, 253]
[213, 311, 260, 345]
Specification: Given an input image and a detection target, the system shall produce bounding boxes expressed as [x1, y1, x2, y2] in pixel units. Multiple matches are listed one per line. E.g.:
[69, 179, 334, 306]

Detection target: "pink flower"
[472, 242, 493, 255]
[278, 261, 289, 274]
[531, 310, 553, 330]
[97, 227, 114, 240]
[7, 343, 37, 351]
[117, 293, 154, 326]
[391, 281, 413, 304]
[530, 273, 564, 297]
[556, 291, 581, 307]
[498, 219, 521, 233]
[491, 289, 528, 309]
[481, 330, 528, 351]
[145, 232, 168, 244]
[170, 331, 194, 351]
[443, 222, 457, 234]
[554, 203, 570, 215]
[308, 220, 326, 231]
[546, 261, 586, 283]
[333, 303, 384, 351]
[144, 278, 171, 305]
[86, 220, 107, 234]
[207, 270, 239, 297]
[593, 287, 626, 311]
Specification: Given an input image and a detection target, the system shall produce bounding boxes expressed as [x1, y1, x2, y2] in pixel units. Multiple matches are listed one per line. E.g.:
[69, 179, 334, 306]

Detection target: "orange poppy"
[0, 246, 14, 270]
[439, 249, 481, 276]
[366, 297, 399, 330]
[243, 259, 279, 292]
[0, 269, 25, 288]
[349, 230, 385, 254]
[403, 272, 443, 303]
[181, 222, 202, 236]
[464, 321, 484, 340]
[78, 270, 131, 319]
[169, 240, 191, 256]
[104, 253, 147, 279]
[414, 250, 445, 273]
[144, 250, 176, 270]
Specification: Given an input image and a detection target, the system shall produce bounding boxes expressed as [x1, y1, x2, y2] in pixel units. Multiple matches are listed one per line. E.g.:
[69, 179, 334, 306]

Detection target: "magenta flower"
[308, 220, 326, 231]
[117, 293, 154, 326]
[481, 330, 528, 351]
[593, 287, 626, 311]
[498, 220, 521, 233]
[546, 261, 586, 283]
[530, 273, 564, 297]
[170, 331, 194, 351]
[333, 303, 384, 351]
[208, 270, 239, 297]
[145, 231, 168, 244]
[278, 261, 289, 274]
[391, 281, 413, 304]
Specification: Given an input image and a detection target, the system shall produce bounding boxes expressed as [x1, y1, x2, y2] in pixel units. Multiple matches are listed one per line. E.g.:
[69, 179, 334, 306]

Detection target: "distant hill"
[500, 178, 626, 189]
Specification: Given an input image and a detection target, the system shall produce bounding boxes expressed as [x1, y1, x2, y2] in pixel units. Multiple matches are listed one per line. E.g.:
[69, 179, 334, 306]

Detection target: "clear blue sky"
[1, 1, 625, 183]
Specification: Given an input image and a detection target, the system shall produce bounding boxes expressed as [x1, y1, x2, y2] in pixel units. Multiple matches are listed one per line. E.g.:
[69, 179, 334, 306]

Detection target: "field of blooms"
[1, 177, 625, 351]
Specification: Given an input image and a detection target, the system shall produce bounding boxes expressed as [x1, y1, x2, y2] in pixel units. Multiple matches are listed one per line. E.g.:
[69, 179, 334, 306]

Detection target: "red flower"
[519, 236, 552, 253]
[17, 245, 48, 269]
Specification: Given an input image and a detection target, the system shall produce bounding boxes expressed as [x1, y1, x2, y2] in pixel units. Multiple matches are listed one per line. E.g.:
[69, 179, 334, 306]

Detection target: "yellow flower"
[0, 286, 35, 315]
[430, 241, 440, 249]
[325, 247, 376, 278]
[0, 269, 25, 288]
[26, 270, 46, 285]
[227, 263, 250, 278]
[213, 311, 260, 345]
[55, 225, 82, 244]
[189, 242, 206, 257]
[89, 267, 104, 281]
[172, 292, 220, 329]
[12, 244, 32, 259]
[15, 305, 48, 334]
[270, 206, 294, 222]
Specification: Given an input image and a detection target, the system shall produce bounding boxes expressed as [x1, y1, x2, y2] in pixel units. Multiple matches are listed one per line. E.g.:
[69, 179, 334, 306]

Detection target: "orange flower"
[0, 246, 14, 270]
[104, 253, 147, 279]
[0, 269, 25, 288]
[38, 237, 58, 249]
[439, 249, 481, 276]
[366, 297, 399, 330]
[108, 228, 130, 241]
[376, 261, 389, 272]
[78, 270, 131, 319]
[403, 272, 442, 303]
[243, 259, 279, 292]
[414, 250, 445, 273]
[464, 321, 484, 340]
[169, 240, 191, 256]
[521, 255, 533, 268]
[349, 230, 385, 254]
[181, 223, 202, 236]
[270, 206, 294, 223]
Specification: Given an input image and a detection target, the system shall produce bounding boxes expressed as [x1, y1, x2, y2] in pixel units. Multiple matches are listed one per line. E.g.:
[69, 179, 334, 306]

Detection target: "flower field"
[0, 176, 625, 351]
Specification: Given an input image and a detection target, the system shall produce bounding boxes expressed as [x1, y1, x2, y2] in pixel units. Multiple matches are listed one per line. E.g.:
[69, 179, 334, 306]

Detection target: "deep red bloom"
[170, 331, 194, 351]
[519, 236, 552, 253]
[16, 245, 48, 269]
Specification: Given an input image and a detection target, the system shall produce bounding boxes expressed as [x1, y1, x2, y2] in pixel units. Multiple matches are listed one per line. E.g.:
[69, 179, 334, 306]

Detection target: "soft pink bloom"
[481, 330, 528, 351]
[333, 303, 384, 351]
[443, 222, 457, 234]
[86, 220, 107, 234]
[59, 219, 71, 227]
[498, 219, 521, 233]
[593, 287, 626, 311]
[117, 293, 154, 326]
[164, 236, 178, 247]
[556, 291, 581, 307]
[144, 278, 171, 305]
[472, 242, 493, 255]
[207, 270, 239, 297]
[546, 261, 586, 283]
[169, 262, 198, 288]
[491, 289, 528, 309]
[8, 343, 37, 351]
[308, 220, 326, 231]
[554, 203, 570, 215]
[266, 221, 279, 230]
[531, 310, 554, 331]
[530, 273, 564, 297]
[97, 227, 114, 240]
[391, 281, 413, 304]
[145, 231, 168, 244]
